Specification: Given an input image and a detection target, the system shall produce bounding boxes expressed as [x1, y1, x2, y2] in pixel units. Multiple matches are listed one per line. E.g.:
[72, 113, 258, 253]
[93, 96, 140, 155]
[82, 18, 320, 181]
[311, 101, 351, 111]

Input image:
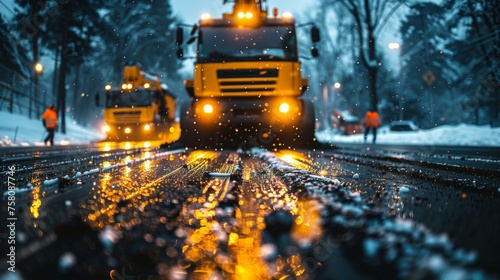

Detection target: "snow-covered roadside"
[316, 124, 500, 147]
[0, 111, 105, 147]
[2, 109, 500, 147]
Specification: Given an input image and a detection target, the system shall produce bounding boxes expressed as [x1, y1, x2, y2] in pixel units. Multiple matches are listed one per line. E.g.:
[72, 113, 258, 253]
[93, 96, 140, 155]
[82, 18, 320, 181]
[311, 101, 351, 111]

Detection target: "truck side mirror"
[95, 93, 100, 107]
[190, 24, 198, 36]
[176, 48, 184, 58]
[311, 47, 319, 58]
[176, 27, 183, 45]
[185, 29, 201, 45]
[311, 26, 320, 43]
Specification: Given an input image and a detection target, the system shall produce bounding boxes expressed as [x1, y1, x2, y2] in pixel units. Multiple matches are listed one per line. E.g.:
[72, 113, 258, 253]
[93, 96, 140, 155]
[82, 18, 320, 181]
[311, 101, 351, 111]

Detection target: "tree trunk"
[368, 66, 378, 109]
[57, 3, 70, 134]
[31, 0, 40, 118]
[494, 86, 500, 122]
[474, 101, 479, 125]
[52, 47, 59, 105]
[467, 0, 500, 123]
[73, 63, 80, 124]
[363, 0, 378, 109]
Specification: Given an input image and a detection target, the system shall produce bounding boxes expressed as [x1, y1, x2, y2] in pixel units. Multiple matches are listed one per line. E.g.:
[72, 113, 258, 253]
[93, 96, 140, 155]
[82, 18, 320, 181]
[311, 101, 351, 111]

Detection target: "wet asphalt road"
[0, 142, 499, 279]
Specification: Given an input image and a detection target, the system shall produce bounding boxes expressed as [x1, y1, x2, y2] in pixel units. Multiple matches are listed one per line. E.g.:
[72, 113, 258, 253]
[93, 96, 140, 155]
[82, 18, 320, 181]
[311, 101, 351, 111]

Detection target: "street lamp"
[34, 62, 44, 114]
[388, 42, 400, 50]
[29, 62, 44, 118]
[388, 42, 403, 120]
[35, 62, 43, 73]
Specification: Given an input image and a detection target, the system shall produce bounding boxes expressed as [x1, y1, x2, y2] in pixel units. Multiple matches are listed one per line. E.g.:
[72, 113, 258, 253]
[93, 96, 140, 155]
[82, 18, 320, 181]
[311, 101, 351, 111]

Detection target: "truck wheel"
[179, 102, 200, 148]
[295, 99, 316, 148]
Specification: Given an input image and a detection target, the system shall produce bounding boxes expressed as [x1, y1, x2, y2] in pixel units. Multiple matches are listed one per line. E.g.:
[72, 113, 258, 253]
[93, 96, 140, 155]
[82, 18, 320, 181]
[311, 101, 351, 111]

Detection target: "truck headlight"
[279, 102, 290, 113]
[203, 104, 214, 114]
[124, 127, 131, 134]
[144, 124, 151, 131]
[195, 101, 217, 119]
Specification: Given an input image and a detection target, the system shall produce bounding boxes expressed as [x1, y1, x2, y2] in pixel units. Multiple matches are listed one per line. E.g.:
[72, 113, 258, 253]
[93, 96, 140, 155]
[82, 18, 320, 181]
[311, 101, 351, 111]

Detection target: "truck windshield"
[105, 88, 152, 108]
[198, 26, 298, 63]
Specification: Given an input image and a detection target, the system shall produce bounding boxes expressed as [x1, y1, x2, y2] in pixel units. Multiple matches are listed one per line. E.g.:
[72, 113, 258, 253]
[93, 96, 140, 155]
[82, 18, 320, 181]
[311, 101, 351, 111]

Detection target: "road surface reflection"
[76, 149, 327, 279]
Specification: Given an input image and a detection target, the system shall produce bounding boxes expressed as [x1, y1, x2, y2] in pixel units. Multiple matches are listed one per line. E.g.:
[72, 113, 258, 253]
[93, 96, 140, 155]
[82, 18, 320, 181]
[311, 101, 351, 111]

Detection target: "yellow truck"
[101, 64, 178, 142]
[176, 0, 320, 149]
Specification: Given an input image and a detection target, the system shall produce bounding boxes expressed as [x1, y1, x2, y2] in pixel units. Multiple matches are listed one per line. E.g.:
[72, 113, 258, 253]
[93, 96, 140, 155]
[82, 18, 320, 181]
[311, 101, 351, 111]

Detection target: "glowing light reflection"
[30, 183, 41, 219]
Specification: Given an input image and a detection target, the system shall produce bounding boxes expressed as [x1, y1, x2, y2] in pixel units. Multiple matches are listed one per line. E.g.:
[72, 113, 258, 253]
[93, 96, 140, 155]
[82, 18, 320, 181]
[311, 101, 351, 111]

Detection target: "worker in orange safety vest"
[363, 107, 381, 144]
[42, 104, 58, 146]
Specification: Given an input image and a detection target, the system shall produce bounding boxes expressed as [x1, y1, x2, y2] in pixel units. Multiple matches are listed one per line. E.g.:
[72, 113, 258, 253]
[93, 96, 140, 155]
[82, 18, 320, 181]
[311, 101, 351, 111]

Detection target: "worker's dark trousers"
[44, 128, 55, 146]
[364, 127, 377, 144]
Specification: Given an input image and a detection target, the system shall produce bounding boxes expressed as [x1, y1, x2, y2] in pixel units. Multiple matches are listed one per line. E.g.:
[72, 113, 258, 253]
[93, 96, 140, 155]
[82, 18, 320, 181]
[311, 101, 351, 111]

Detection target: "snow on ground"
[0, 111, 105, 147]
[317, 124, 500, 147]
[1, 110, 500, 147]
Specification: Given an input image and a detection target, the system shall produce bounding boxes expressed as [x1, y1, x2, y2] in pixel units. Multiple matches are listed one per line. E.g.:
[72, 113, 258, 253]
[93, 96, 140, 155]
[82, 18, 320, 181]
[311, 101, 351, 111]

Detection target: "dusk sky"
[172, 0, 316, 23]
[0, 0, 316, 22]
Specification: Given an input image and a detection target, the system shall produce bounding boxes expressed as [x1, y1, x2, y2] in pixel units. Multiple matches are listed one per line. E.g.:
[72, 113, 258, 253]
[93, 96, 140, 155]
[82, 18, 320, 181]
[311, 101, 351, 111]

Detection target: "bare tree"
[301, 1, 362, 130]
[323, 0, 404, 109]
[98, 0, 179, 83]
[13, 0, 44, 117]
[446, 0, 500, 124]
[44, 0, 105, 133]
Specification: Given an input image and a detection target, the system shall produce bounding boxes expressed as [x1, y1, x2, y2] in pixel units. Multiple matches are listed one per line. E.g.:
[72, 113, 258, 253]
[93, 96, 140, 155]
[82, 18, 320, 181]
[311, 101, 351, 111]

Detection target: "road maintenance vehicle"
[101, 63, 178, 142]
[175, 0, 320, 149]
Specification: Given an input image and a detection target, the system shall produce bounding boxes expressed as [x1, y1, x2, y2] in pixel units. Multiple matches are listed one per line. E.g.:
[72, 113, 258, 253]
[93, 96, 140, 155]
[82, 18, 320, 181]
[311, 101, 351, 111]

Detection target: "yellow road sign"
[423, 70, 436, 86]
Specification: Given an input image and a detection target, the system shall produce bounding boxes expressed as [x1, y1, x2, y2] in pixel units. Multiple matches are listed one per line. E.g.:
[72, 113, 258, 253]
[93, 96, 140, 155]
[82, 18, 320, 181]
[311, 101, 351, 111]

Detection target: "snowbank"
[317, 124, 500, 147]
[0, 111, 105, 147]
[1, 110, 499, 147]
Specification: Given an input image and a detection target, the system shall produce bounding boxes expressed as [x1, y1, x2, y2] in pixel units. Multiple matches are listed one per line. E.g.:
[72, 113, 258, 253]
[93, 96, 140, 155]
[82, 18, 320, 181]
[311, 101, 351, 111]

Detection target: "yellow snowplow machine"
[175, 0, 320, 149]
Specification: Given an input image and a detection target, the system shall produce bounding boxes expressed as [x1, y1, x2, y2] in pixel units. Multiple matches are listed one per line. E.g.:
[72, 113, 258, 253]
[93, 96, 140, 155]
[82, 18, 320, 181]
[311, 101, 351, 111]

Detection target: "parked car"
[389, 121, 420, 132]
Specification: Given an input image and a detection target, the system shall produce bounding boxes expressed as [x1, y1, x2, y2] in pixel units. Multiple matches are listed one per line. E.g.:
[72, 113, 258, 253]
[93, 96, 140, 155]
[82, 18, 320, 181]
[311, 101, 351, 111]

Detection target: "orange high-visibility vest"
[42, 108, 58, 129]
[363, 111, 381, 128]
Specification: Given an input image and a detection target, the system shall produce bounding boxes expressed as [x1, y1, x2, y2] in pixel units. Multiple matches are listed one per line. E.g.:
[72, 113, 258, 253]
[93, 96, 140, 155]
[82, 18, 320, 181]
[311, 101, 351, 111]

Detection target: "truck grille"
[113, 111, 141, 123]
[217, 69, 278, 93]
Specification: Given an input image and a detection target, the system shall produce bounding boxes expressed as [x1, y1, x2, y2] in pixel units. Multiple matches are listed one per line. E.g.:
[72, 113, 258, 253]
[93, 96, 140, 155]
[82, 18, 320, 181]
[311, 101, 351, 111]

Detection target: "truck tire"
[295, 99, 316, 149]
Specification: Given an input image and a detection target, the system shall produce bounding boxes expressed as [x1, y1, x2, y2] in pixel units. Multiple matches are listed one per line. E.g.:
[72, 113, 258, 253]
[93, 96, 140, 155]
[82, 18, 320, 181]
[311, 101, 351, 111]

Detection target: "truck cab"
[176, 0, 319, 149]
[101, 64, 178, 142]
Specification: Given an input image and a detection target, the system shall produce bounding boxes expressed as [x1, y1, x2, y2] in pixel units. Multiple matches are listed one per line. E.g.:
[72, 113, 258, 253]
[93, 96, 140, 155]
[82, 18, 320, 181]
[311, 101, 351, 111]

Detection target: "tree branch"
[374, 1, 404, 38]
